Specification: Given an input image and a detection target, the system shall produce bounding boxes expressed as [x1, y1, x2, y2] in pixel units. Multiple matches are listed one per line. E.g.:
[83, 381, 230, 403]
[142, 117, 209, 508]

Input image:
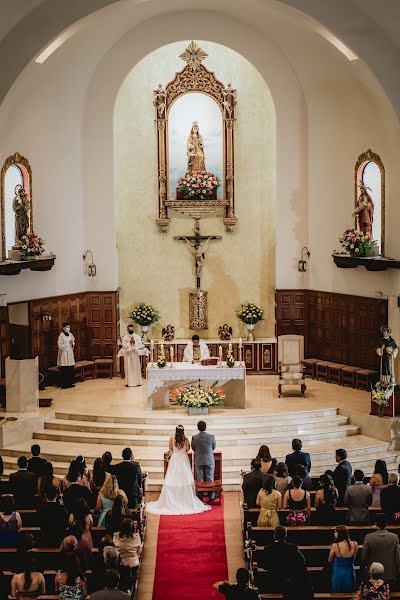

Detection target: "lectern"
[5, 357, 39, 412]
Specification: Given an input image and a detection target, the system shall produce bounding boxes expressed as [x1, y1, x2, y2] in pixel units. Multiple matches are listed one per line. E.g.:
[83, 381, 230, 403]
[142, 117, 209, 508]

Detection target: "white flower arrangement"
[176, 383, 224, 408]
[129, 303, 160, 326]
[371, 382, 394, 407]
[237, 302, 264, 325]
[226, 352, 235, 368]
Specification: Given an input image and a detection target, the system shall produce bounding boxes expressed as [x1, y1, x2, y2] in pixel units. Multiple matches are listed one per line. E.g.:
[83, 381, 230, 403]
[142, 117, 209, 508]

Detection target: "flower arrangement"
[237, 303, 264, 325]
[19, 232, 45, 259]
[339, 228, 373, 257]
[176, 383, 224, 408]
[177, 171, 220, 200]
[371, 382, 394, 407]
[157, 353, 167, 368]
[129, 303, 160, 326]
[286, 510, 308, 526]
[226, 352, 235, 368]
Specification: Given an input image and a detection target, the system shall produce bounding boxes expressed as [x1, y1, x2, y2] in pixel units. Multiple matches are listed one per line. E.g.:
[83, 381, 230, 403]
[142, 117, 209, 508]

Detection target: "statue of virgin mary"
[186, 121, 206, 174]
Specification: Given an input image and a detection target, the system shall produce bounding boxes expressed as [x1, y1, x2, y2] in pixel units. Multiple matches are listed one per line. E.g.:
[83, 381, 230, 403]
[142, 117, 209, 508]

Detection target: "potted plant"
[237, 303, 264, 340]
[339, 228, 374, 257]
[20, 232, 45, 260]
[176, 382, 224, 415]
[129, 303, 160, 341]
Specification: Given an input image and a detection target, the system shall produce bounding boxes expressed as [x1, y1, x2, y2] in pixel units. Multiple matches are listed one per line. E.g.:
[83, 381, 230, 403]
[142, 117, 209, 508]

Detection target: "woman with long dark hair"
[315, 473, 338, 524]
[113, 518, 142, 592]
[146, 425, 211, 515]
[328, 525, 358, 592]
[11, 555, 45, 599]
[256, 445, 277, 475]
[105, 494, 133, 534]
[55, 553, 87, 599]
[0, 495, 22, 547]
[89, 457, 108, 496]
[369, 459, 389, 507]
[69, 498, 93, 550]
[37, 461, 60, 500]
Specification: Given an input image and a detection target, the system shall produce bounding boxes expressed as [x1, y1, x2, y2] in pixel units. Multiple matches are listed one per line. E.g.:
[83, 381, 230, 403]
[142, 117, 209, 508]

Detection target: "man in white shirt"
[183, 335, 210, 363]
[57, 322, 75, 389]
[121, 325, 145, 387]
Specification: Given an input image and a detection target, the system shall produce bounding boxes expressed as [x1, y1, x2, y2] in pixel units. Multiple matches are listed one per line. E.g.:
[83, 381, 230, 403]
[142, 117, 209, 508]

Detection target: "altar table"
[146, 362, 246, 410]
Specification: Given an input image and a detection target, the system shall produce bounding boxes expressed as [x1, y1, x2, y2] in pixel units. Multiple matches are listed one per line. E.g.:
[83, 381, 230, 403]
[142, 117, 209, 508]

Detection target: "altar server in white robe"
[183, 334, 210, 363]
[122, 324, 145, 387]
[57, 322, 75, 389]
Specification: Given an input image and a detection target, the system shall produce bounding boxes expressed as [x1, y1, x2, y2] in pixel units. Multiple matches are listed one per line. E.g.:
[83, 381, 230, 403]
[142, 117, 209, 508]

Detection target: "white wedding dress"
[146, 443, 211, 515]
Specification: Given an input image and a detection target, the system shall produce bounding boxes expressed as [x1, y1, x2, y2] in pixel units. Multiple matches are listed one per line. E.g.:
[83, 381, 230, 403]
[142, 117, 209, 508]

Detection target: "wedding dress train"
[146, 445, 211, 515]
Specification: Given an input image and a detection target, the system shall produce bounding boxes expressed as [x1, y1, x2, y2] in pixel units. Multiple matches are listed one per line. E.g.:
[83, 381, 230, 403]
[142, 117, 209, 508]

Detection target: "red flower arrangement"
[20, 232, 45, 259]
[177, 170, 220, 200]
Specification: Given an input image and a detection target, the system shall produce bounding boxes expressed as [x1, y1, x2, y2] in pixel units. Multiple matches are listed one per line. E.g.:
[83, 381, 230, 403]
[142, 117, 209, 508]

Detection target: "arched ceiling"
[0, 0, 399, 117]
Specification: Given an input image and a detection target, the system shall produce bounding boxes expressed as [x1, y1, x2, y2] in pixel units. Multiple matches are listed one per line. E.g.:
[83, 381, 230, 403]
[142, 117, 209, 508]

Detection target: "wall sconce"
[41, 313, 52, 321]
[83, 250, 97, 277]
[298, 246, 310, 272]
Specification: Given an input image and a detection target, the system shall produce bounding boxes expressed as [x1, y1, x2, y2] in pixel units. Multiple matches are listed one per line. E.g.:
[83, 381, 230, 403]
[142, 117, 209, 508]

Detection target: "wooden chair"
[315, 361, 329, 382]
[303, 358, 319, 378]
[327, 363, 345, 385]
[94, 358, 113, 378]
[46, 365, 60, 386]
[277, 335, 306, 397]
[341, 365, 359, 388]
[355, 369, 378, 391]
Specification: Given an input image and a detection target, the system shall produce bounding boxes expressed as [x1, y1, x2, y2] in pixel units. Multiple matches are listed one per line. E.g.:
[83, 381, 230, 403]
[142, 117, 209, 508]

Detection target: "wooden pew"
[246, 523, 400, 547]
[0, 548, 98, 571]
[253, 563, 361, 593]
[1, 570, 95, 595]
[242, 506, 381, 528]
[259, 595, 400, 600]
[250, 545, 363, 568]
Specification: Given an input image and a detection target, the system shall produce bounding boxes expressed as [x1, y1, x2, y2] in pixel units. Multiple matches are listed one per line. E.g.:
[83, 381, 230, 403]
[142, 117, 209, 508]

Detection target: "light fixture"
[83, 250, 97, 277]
[41, 313, 52, 322]
[298, 247, 310, 272]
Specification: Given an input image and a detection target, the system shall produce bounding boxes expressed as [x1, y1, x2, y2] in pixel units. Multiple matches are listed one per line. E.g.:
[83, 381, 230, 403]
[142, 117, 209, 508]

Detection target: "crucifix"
[174, 220, 222, 289]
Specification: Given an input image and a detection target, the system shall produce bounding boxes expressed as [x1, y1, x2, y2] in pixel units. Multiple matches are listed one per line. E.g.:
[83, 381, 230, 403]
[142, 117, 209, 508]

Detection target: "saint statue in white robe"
[183, 338, 210, 363]
[57, 324, 75, 389]
[122, 328, 145, 387]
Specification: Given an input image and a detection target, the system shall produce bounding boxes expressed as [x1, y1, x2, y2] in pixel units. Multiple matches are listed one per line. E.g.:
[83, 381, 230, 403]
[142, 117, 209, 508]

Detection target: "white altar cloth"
[146, 361, 246, 410]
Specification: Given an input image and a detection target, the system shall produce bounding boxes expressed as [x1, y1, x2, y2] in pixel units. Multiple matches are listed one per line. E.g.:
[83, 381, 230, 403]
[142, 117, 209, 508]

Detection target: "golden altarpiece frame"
[1, 152, 33, 261]
[154, 42, 237, 233]
[354, 148, 385, 256]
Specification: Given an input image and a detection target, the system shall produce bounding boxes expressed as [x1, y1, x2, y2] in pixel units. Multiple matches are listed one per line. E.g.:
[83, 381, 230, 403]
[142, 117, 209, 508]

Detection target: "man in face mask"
[121, 324, 145, 387]
[57, 322, 76, 389]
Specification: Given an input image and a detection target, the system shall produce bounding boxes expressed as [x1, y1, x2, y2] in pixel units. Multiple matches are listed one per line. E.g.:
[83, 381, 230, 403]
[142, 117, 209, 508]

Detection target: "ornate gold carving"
[354, 148, 385, 255]
[1, 152, 33, 260]
[179, 41, 208, 71]
[245, 349, 252, 365]
[154, 42, 237, 233]
[189, 289, 208, 330]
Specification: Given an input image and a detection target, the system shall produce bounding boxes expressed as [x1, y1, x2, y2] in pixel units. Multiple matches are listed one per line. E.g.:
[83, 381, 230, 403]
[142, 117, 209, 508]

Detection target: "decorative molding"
[0, 153, 33, 260]
[354, 148, 385, 255]
[154, 42, 237, 232]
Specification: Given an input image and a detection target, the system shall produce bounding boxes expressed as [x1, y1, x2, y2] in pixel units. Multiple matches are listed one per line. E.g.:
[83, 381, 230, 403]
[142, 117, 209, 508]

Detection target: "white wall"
[0, 5, 398, 310]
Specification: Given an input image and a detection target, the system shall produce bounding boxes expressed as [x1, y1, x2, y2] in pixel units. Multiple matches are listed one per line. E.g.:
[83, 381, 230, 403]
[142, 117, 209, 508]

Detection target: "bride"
[146, 425, 211, 515]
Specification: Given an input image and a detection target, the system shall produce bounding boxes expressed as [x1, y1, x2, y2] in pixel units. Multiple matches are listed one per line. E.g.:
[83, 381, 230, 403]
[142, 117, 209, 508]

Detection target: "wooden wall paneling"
[243, 343, 257, 371]
[0, 306, 9, 376]
[87, 292, 119, 367]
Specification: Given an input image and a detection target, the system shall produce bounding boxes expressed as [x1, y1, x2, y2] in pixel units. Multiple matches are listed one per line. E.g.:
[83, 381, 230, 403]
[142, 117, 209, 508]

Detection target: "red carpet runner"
[152, 500, 228, 600]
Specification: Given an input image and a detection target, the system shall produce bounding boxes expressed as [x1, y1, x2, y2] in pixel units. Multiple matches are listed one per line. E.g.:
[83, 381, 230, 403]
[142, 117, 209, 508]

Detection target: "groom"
[191, 421, 216, 500]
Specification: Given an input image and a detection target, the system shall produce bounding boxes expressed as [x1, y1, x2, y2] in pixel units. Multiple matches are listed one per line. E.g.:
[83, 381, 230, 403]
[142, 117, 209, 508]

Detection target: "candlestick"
[170, 346, 174, 368]
[219, 345, 223, 368]
[239, 346, 243, 366]
[228, 342, 232, 353]
[239, 337, 243, 349]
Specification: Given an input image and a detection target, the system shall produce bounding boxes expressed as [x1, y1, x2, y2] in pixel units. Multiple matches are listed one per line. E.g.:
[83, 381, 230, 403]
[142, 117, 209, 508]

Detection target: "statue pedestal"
[5, 357, 39, 412]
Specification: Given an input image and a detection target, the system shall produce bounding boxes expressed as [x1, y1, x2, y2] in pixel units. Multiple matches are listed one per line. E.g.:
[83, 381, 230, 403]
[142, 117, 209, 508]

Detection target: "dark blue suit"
[285, 450, 312, 477]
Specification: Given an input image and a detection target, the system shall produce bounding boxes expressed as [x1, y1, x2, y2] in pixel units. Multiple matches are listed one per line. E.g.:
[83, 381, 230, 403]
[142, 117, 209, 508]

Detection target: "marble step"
[44, 415, 350, 436]
[54, 407, 339, 425]
[32, 424, 360, 447]
[1, 436, 396, 471]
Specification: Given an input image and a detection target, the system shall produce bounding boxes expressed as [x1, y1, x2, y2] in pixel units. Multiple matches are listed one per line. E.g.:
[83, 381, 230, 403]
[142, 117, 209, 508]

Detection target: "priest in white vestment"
[57, 322, 75, 389]
[183, 335, 210, 363]
[122, 324, 145, 387]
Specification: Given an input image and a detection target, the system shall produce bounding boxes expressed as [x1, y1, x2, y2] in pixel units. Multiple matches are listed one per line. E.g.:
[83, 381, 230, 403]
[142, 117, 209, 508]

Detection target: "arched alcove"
[113, 40, 276, 338]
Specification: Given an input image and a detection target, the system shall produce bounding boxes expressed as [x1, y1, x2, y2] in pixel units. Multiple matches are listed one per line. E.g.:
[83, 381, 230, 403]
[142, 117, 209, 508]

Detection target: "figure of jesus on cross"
[174, 220, 221, 289]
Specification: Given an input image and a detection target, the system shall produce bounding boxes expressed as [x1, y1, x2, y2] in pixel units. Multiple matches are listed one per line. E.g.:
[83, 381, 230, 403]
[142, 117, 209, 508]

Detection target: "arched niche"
[354, 149, 385, 255]
[0, 152, 32, 260]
